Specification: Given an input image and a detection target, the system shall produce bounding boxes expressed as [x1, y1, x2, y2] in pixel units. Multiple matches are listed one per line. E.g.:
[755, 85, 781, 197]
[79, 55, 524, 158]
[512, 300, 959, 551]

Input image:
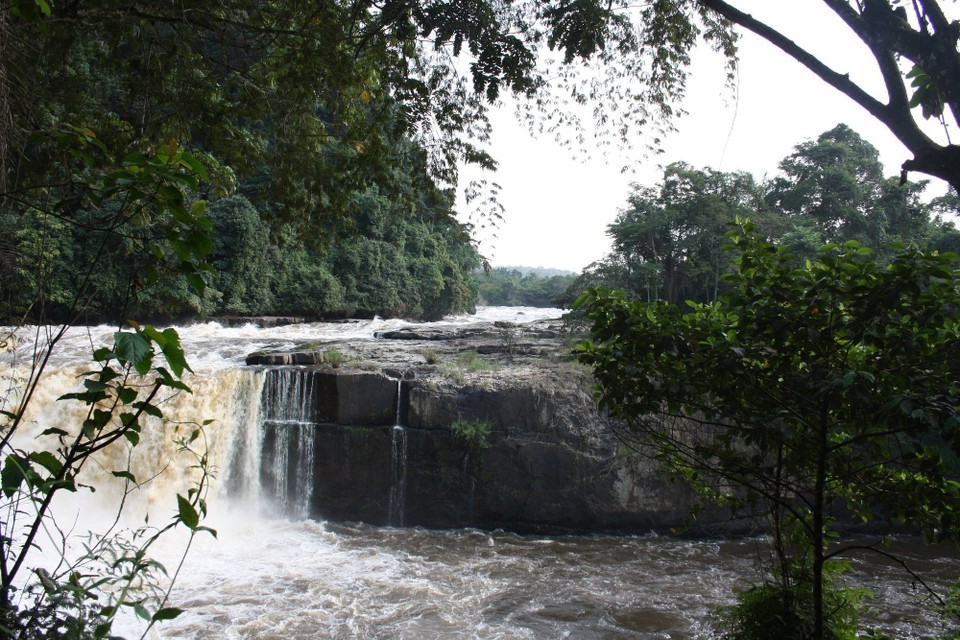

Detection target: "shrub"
[456, 350, 498, 372]
[321, 349, 347, 367]
[450, 418, 492, 449]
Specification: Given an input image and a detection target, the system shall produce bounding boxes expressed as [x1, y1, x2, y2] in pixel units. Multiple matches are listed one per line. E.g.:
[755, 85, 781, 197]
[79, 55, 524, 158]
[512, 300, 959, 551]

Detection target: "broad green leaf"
[133, 602, 151, 621]
[28, 451, 62, 476]
[117, 386, 138, 405]
[114, 332, 153, 376]
[177, 494, 200, 529]
[133, 401, 163, 419]
[152, 607, 184, 622]
[1, 455, 28, 498]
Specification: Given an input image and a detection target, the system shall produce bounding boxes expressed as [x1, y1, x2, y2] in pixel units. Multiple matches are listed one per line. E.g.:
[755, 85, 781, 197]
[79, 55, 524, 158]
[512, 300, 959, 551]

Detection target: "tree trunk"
[812, 411, 829, 638]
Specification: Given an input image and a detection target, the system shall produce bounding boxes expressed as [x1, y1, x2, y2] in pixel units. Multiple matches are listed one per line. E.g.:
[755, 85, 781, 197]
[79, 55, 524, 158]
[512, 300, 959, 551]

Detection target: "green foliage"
[573, 126, 951, 309]
[476, 267, 575, 307]
[0, 176, 483, 322]
[713, 565, 866, 640]
[206, 196, 273, 315]
[450, 418, 493, 449]
[457, 350, 499, 372]
[938, 579, 960, 640]
[0, 326, 215, 638]
[607, 162, 761, 304]
[320, 349, 347, 368]
[577, 218, 960, 635]
[439, 350, 499, 383]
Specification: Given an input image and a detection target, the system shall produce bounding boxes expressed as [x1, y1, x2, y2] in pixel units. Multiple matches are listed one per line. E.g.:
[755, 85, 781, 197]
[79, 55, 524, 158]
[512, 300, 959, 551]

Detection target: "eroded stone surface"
[249, 320, 730, 534]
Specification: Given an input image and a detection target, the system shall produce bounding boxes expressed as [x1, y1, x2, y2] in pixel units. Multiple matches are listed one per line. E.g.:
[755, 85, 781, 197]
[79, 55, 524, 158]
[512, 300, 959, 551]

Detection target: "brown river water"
[2, 309, 957, 639]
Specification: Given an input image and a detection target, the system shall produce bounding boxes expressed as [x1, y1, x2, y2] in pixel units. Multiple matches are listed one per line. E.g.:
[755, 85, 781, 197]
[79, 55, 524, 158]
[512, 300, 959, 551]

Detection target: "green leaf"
[197, 525, 218, 538]
[177, 494, 200, 529]
[185, 272, 206, 292]
[111, 470, 137, 483]
[28, 451, 62, 476]
[133, 602, 151, 621]
[142, 325, 167, 348]
[152, 607, 184, 622]
[117, 386, 138, 405]
[1, 455, 28, 498]
[179, 152, 210, 181]
[114, 331, 153, 376]
[83, 378, 109, 392]
[158, 328, 191, 377]
[133, 401, 163, 419]
[59, 390, 107, 404]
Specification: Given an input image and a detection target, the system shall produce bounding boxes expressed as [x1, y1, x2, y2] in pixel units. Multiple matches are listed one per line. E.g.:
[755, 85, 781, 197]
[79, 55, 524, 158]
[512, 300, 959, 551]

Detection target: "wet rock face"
[256, 359, 711, 534]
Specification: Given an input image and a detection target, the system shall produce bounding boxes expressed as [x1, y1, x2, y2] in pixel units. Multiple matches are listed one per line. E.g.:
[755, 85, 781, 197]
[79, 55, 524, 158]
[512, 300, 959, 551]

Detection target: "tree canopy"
[577, 221, 960, 637]
[565, 123, 958, 309]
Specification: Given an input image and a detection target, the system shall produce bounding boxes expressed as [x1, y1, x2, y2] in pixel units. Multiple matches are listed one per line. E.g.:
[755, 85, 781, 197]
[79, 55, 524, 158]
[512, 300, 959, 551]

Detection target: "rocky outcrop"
[249, 322, 726, 534]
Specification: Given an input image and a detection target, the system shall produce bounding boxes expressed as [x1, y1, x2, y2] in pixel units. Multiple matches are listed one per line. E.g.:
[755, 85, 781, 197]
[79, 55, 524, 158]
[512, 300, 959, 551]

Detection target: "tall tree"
[768, 124, 887, 241]
[607, 163, 762, 304]
[767, 124, 936, 262]
[577, 220, 960, 637]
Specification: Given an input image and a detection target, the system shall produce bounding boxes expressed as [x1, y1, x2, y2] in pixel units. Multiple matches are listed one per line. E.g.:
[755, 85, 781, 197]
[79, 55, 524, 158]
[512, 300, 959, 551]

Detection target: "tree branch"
[698, 0, 960, 192]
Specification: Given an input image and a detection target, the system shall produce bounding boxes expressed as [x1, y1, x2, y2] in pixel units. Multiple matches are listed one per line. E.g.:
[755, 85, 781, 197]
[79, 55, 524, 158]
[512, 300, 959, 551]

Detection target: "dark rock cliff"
[249, 320, 728, 534]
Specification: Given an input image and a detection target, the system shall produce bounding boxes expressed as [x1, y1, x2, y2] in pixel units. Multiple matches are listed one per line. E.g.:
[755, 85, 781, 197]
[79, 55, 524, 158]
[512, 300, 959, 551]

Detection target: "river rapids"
[0, 308, 956, 639]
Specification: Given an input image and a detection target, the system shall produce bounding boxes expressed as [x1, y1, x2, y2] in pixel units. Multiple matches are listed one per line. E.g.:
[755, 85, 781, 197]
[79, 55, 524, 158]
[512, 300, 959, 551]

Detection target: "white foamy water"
[2, 306, 957, 639]
[0, 306, 565, 371]
[123, 519, 957, 640]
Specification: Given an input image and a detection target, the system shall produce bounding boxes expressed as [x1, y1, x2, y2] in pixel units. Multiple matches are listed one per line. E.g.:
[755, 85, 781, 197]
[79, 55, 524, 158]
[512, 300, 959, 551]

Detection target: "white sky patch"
[457, 1, 955, 273]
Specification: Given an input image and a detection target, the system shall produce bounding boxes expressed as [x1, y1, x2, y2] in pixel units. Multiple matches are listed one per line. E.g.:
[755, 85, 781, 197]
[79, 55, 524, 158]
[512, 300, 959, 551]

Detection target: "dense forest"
[1, 159, 481, 322]
[475, 267, 575, 307]
[565, 124, 960, 308]
[0, 1, 500, 325]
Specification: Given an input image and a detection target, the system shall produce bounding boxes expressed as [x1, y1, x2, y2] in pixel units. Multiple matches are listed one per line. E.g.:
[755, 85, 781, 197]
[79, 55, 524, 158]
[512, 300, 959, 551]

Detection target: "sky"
[457, 1, 955, 273]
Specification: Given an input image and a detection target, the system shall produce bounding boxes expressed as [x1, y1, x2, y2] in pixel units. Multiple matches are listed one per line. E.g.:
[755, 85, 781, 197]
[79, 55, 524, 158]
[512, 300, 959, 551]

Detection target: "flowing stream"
[1, 308, 957, 639]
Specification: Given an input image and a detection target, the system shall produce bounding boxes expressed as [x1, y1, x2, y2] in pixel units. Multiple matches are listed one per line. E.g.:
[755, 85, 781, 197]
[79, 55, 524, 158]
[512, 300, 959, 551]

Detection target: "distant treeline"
[476, 267, 576, 307]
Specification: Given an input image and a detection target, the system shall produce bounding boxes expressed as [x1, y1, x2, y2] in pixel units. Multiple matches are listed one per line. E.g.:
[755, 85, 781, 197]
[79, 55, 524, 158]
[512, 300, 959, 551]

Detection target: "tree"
[767, 125, 887, 241]
[767, 124, 936, 262]
[577, 220, 960, 637]
[206, 196, 274, 315]
[605, 163, 763, 304]
[695, 0, 960, 192]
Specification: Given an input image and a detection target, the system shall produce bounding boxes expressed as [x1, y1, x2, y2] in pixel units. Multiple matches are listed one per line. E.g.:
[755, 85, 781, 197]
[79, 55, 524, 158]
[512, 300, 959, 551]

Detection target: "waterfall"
[0, 362, 267, 530]
[387, 378, 407, 527]
[258, 368, 318, 519]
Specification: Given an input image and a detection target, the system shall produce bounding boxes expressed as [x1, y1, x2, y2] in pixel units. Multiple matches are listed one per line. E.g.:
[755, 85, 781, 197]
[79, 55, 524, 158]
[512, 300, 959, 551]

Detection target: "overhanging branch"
[697, 0, 960, 191]
[698, 0, 888, 122]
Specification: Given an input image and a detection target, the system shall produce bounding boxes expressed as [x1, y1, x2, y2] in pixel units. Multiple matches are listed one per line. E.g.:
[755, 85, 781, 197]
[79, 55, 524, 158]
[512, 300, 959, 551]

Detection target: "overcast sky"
[457, 1, 955, 273]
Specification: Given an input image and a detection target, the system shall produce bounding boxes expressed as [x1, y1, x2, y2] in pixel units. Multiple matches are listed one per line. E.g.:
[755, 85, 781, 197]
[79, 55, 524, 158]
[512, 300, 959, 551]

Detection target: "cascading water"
[387, 378, 407, 527]
[257, 368, 318, 519]
[3, 309, 957, 640]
